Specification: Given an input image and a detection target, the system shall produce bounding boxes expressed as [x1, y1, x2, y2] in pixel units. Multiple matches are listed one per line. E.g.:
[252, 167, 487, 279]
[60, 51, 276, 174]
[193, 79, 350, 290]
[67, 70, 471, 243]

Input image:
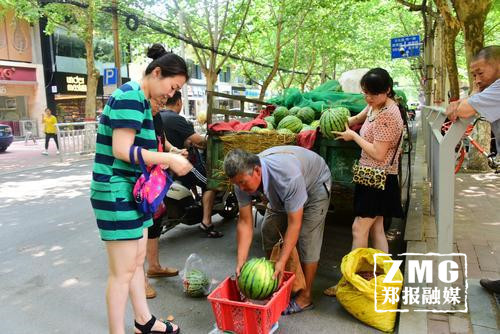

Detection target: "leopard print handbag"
[352, 162, 387, 190]
[352, 132, 403, 190]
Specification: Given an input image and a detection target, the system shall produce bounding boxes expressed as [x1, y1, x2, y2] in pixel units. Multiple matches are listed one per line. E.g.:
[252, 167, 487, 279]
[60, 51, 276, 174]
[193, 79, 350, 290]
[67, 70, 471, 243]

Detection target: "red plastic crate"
[208, 272, 295, 334]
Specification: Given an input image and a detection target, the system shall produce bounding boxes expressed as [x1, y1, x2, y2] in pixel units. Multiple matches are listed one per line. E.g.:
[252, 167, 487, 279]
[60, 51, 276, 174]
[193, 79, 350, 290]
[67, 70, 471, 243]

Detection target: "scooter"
[158, 176, 239, 235]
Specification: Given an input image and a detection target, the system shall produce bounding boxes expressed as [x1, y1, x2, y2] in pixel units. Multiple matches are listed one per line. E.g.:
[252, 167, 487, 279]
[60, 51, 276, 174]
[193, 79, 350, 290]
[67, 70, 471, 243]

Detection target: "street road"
[0, 161, 382, 333]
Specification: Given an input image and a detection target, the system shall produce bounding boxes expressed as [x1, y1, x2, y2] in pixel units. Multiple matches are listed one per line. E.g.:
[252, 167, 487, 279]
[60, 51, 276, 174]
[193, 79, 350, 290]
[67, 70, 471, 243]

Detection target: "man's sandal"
[199, 222, 223, 238]
[281, 298, 314, 315]
[134, 315, 180, 334]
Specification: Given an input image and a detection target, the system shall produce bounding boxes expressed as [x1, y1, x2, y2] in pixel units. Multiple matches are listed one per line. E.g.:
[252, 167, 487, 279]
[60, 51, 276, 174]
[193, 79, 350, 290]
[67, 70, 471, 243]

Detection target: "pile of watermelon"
[261, 105, 350, 139]
[183, 269, 210, 297]
[237, 258, 278, 300]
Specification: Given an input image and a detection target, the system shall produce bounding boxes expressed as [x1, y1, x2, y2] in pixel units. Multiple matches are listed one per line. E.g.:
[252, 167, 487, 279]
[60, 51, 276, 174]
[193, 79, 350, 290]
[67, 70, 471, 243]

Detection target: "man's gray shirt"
[468, 79, 500, 152]
[234, 146, 331, 213]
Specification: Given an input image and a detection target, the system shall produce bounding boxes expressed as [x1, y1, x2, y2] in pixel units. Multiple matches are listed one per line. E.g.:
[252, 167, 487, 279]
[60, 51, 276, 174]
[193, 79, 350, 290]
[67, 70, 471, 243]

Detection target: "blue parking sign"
[104, 68, 118, 85]
[391, 35, 421, 59]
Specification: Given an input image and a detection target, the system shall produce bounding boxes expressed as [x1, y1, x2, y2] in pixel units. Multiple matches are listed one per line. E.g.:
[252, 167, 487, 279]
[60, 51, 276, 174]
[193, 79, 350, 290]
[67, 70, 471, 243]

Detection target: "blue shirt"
[468, 79, 500, 152]
[234, 146, 331, 213]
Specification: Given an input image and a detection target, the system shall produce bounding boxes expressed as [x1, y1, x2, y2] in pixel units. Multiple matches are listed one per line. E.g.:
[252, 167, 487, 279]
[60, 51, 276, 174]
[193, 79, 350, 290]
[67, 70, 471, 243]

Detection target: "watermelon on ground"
[310, 120, 320, 129]
[277, 115, 302, 133]
[319, 108, 349, 139]
[266, 121, 274, 130]
[238, 258, 278, 300]
[183, 269, 210, 297]
[273, 106, 289, 124]
[297, 107, 315, 124]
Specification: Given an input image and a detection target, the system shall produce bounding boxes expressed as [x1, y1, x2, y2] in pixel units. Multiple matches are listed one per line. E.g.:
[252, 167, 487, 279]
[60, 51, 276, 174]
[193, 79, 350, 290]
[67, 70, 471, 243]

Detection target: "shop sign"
[0, 66, 36, 81]
[66, 75, 87, 92]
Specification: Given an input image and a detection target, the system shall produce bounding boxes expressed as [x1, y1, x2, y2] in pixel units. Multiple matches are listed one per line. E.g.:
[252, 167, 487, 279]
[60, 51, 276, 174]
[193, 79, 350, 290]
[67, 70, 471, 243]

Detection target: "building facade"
[0, 9, 47, 137]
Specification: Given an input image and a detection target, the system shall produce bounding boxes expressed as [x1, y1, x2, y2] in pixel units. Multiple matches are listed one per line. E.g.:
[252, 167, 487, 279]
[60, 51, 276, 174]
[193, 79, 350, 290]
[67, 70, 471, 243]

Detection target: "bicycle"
[441, 117, 499, 174]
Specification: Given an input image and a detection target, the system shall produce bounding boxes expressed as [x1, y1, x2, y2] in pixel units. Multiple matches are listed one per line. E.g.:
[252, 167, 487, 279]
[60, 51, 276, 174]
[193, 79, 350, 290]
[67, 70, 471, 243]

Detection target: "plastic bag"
[181, 253, 212, 297]
[336, 248, 403, 333]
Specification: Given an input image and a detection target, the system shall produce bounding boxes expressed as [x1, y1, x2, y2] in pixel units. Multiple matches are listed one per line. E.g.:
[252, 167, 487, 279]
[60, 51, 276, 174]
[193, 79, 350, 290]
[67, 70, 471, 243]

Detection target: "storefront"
[0, 9, 46, 137]
[0, 65, 44, 136]
[47, 72, 104, 122]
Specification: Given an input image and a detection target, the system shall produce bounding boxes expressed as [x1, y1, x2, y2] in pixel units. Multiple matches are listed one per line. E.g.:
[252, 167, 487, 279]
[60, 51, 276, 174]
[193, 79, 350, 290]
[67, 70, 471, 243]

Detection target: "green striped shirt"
[91, 81, 157, 191]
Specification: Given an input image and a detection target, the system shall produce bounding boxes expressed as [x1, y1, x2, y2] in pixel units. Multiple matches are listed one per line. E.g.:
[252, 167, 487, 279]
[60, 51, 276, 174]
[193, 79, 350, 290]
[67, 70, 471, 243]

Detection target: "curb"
[397, 120, 428, 334]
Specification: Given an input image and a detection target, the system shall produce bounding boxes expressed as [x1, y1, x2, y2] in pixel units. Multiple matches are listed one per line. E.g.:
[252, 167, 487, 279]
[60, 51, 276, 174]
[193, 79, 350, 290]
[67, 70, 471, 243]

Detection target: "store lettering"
[66, 76, 87, 92]
[0, 67, 16, 80]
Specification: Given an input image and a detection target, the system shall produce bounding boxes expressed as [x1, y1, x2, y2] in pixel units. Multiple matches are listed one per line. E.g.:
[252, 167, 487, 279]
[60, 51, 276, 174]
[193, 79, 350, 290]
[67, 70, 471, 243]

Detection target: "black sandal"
[134, 315, 180, 334]
[199, 222, 223, 238]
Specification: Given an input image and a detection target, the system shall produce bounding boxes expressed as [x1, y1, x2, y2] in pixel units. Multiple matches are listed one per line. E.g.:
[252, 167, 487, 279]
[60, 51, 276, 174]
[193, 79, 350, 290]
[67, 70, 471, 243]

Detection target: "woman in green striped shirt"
[90, 44, 191, 334]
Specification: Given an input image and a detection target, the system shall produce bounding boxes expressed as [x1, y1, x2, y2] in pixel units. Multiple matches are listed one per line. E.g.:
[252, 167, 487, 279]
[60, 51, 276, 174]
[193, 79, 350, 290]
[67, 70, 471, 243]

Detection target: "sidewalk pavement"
[0, 140, 92, 175]
[400, 124, 499, 334]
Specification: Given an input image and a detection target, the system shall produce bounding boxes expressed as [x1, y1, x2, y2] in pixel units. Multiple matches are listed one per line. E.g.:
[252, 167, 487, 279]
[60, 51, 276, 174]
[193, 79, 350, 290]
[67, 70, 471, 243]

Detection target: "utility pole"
[112, 0, 121, 85]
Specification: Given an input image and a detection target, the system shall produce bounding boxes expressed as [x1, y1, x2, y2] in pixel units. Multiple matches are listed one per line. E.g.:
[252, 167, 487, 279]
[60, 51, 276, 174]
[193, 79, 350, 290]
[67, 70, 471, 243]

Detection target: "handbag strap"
[129, 146, 150, 181]
[388, 132, 403, 167]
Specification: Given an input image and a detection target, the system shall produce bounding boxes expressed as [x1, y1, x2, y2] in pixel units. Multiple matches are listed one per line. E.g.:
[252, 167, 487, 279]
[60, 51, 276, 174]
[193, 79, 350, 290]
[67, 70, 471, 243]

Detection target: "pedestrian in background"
[41, 108, 59, 155]
[89, 44, 192, 334]
[325, 68, 404, 296]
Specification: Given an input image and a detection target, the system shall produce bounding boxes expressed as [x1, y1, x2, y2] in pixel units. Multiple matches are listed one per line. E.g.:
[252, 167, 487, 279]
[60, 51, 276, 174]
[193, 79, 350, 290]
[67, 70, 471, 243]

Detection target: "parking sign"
[104, 68, 118, 85]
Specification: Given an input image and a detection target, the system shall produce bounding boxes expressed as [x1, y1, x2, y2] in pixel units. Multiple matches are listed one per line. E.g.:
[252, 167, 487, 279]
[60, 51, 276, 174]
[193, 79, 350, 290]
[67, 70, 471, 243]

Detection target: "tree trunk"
[452, 0, 492, 88]
[443, 23, 460, 101]
[452, 0, 492, 171]
[320, 54, 328, 83]
[204, 69, 217, 94]
[423, 4, 435, 106]
[84, 0, 98, 120]
[433, 19, 444, 105]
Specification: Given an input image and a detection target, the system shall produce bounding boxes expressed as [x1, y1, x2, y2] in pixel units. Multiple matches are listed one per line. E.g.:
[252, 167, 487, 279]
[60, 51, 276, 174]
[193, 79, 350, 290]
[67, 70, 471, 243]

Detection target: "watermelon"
[277, 115, 302, 133]
[264, 116, 275, 127]
[333, 106, 351, 119]
[266, 121, 274, 130]
[183, 269, 210, 297]
[259, 128, 273, 134]
[273, 106, 289, 124]
[297, 107, 315, 124]
[288, 106, 301, 116]
[238, 258, 278, 300]
[277, 128, 294, 135]
[310, 120, 320, 129]
[250, 126, 262, 132]
[300, 124, 312, 132]
[319, 108, 349, 139]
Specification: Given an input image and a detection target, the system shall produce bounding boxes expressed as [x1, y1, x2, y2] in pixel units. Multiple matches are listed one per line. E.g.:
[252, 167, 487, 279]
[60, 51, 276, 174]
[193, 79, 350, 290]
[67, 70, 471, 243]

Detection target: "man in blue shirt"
[446, 45, 499, 154]
[224, 146, 331, 314]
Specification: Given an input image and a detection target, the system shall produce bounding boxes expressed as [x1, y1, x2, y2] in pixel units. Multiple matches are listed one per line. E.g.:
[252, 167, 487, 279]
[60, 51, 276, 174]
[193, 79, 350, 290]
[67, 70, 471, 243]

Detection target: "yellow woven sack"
[336, 248, 403, 332]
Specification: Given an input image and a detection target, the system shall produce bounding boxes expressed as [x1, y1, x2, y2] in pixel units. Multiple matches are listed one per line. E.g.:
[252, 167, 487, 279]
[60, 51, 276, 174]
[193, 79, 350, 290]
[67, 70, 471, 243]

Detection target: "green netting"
[268, 80, 367, 115]
[268, 80, 409, 116]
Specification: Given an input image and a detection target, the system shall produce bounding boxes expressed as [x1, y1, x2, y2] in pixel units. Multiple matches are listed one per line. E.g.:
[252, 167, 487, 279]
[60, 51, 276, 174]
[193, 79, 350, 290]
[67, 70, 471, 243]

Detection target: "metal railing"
[55, 122, 98, 161]
[421, 106, 473, 254]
